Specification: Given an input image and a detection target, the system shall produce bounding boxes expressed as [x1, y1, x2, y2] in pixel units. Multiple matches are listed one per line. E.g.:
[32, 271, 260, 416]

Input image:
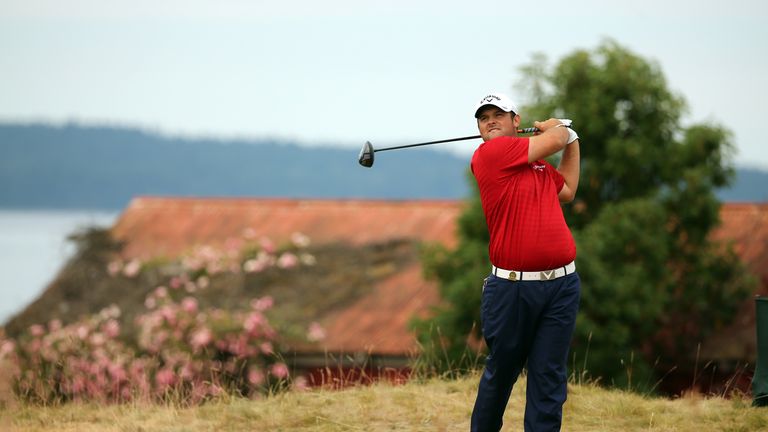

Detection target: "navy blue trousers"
[471, 272, 580, 432]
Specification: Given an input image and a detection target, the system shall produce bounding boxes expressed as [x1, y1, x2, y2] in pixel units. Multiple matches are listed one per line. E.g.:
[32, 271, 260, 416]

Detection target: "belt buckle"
[540, 270, 556, 280]
[507, 271, 517, 281]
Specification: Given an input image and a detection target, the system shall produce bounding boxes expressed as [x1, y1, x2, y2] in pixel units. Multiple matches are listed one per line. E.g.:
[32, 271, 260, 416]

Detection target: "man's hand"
[532, 118, 567, 134]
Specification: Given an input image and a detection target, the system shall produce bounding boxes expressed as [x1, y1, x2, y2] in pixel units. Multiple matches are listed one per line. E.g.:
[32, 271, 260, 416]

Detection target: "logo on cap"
[474, 92, 518, 118]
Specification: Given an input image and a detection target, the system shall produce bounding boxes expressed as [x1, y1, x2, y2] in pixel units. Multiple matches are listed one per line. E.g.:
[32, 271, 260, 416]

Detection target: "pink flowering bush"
[106, 231, 316, 292]
[12, 306, 138, 404]
[136, 290, 286, 399]
[10, 294, 289, 404]
[6, 233, 317, 405]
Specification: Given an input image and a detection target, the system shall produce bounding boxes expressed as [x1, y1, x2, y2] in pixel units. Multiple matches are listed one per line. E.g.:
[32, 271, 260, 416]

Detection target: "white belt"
[492, 261, 576, 282]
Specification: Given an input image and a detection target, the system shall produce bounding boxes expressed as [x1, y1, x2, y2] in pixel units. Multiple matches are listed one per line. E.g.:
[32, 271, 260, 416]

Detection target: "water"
[0, 209, 118, 325]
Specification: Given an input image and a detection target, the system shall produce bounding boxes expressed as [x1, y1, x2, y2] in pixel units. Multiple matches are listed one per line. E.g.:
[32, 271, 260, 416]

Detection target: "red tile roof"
[712, 203, 768, 274]
[112, 197, 462, 260]
[319, 262, 440, 356]
[703, 203, 768, 360]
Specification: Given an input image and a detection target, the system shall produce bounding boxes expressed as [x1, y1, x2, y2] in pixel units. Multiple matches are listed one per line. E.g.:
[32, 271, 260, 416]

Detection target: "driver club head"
[358, 141, 374, 167]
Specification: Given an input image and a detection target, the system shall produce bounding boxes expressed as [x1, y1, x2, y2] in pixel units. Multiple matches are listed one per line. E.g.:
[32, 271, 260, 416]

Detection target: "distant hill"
[0, 123, 471, 210]
[0, 123, 764, 209]
[717, 167, 768, 202]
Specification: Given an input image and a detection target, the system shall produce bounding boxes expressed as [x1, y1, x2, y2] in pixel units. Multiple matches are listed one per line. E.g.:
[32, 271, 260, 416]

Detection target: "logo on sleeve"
[532, 163, 546, 172]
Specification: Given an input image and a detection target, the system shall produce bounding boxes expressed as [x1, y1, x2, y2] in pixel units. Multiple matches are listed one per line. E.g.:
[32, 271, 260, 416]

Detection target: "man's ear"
[512, 114, 521, 127]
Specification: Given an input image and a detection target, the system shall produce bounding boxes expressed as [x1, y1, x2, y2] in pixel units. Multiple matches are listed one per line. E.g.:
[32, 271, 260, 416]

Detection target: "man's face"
[476, 106, 520, 142]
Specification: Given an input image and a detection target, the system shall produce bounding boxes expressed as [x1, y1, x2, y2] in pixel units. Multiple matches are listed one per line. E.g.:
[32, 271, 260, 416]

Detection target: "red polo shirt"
[470, 136, 576, 271]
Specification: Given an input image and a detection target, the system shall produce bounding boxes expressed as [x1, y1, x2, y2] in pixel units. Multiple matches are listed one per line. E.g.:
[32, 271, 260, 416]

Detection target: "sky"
[1, 1, 767, 168]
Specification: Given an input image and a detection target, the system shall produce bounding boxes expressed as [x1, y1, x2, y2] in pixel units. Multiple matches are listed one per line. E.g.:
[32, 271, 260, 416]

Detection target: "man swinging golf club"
[470, 93, 581, 432]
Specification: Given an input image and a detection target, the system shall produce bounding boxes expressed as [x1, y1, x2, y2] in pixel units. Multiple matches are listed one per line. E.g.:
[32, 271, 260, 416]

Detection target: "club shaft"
[372, 128, 539, 153]
[373, 135, 480, 153]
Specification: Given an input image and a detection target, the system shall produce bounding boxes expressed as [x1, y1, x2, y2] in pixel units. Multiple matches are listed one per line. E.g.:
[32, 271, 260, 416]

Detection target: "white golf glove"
[557, 119, 578, 144]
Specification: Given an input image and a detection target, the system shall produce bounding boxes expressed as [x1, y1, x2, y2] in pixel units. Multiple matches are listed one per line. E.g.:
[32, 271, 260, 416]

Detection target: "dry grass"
[2, 374, 767, 431]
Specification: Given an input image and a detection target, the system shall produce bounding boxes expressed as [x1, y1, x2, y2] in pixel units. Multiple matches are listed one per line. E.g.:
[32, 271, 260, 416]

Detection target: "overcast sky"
[2, 1, 767, 168]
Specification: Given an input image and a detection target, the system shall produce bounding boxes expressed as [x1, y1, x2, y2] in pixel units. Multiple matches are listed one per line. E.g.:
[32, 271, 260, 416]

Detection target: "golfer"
[469, 93, 581, 432]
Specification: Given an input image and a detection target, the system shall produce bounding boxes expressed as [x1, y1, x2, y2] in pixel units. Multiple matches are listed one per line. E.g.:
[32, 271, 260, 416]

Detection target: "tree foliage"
[414, 40, 755, 389]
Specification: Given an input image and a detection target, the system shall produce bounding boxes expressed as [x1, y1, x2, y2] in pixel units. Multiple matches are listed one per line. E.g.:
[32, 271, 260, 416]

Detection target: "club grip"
[517, 124, 572, 134]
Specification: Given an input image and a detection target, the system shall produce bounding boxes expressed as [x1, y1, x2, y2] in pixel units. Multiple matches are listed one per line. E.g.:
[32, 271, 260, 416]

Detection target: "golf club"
[358, 127, 540, 168]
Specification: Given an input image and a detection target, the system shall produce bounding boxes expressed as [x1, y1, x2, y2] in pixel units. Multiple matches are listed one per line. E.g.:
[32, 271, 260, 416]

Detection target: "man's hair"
[476, 105, 518, 120]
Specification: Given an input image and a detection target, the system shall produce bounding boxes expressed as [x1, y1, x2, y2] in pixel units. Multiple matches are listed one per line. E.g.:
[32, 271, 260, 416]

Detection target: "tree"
[414, 40, 755, 390]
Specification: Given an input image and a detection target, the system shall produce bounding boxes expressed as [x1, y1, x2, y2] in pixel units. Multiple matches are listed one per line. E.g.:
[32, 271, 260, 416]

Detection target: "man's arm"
[557, 140, 580, 203]
[527, 119, 569, 163]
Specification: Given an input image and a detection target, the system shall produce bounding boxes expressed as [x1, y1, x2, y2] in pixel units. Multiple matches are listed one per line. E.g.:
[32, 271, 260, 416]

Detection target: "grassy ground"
[2, 375, 767, 431]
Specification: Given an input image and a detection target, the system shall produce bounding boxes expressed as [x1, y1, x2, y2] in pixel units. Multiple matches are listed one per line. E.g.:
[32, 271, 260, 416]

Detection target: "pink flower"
[197, 246, 218, 262]
[196, 276, 210, 289]
[108, 363, 127, 382]
[29, 324, 45, 337]
[72, 376, 86, 394]
[251, 296, 274, 312]
[48, 319, 63, 332]
[248, 369, 265, 385]
[76, 324, 89, 340]
[244, 312, 265, 333]
[0, 340, 16, 358]
[107, 260, 122, 276]
[307, 322, 326, 342]
[100, 305, 121, 319]
[182, 256, 204, 272]
[159, 306, 176, 325]
[144, 296, 157, 309]
[179, 364, 195, 381]
[270, 363, 289, 379]
[169, 276, 183, 289]
[208, 384, 223, 397]
[151, 330, 169, 351]
[300, 253, 317, 266]
[181, 297, 198, 314]
[154, 286, 168, 299]
[89, 333, 106, 347]
[230, 338, 250, 357]
[277, 252, 299, 269]
[122, 259, 142, 278]
[291, 232, 310, 248]
[243, 258, 267, 273]
[259, 342, 274, 355]
[260, 237, 275, 254]
[190, 327, 213, 350]
[155, 368, 177, 388]
[103, 319, 120, 339]
[293, 376, 309, 391]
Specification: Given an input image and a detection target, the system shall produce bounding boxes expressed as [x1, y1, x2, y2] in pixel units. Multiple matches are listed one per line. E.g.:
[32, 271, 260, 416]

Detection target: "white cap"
[474, 93, 519, 118]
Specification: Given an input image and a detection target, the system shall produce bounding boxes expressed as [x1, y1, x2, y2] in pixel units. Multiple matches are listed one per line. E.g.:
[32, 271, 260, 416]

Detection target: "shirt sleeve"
[545, 162, 565, 192]
[479, 136, 529, 174]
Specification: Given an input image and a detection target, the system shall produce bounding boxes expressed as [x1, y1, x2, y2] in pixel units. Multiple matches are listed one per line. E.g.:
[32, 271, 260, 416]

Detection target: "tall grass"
[2, 374, 766, 431]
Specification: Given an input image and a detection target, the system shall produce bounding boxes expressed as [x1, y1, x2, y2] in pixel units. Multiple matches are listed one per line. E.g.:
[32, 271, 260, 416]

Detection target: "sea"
[0, 209, 118, 326]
